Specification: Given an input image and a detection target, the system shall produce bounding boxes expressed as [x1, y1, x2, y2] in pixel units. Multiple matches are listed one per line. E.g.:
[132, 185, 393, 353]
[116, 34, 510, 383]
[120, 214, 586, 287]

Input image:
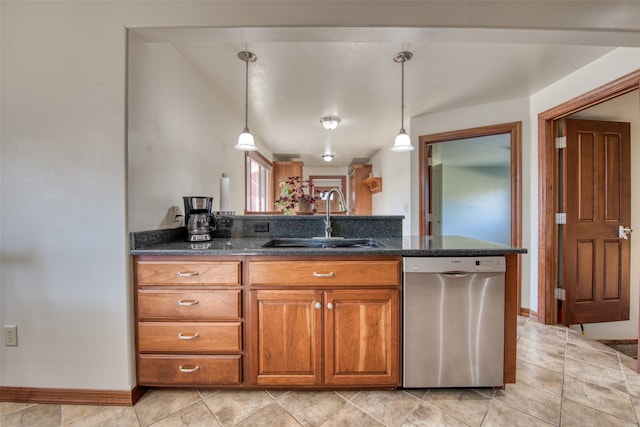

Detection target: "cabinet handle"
[315, 302, 322, 309]
[178, 365, 200, 373]
[177, 271, 199, 277]
[327, 302, 334, 310]
[313, 272, 335, 278]
[178, 299, 199, 306]
[178, 332, 200, 340]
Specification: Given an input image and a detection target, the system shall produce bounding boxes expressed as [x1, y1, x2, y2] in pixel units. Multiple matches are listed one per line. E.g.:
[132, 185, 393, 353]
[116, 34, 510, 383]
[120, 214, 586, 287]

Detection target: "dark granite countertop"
[130, 235, 526, 257]
[130, 216, 526, 257]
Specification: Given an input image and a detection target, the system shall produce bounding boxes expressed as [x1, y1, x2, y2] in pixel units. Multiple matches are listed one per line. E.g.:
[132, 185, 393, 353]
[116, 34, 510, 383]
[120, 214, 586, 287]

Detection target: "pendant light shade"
[391, 51, 414, 152]
[234, 51, 258, 151]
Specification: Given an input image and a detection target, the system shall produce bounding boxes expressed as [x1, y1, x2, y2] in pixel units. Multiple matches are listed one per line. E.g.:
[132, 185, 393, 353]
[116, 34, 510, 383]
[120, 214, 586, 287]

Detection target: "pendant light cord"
[244, 57, 249, 132]
[400, 58, 405, 132]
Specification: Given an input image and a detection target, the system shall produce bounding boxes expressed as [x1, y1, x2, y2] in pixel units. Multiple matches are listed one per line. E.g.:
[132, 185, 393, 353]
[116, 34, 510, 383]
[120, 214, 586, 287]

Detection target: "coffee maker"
[183, 196, 217, 242]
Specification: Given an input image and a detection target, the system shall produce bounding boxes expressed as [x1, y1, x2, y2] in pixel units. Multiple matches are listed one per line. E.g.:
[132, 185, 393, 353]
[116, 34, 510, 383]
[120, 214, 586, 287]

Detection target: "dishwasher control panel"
[403, 256, 506, 273]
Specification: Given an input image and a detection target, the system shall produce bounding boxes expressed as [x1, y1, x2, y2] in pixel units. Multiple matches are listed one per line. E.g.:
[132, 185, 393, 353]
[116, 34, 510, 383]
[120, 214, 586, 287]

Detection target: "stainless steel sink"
[262, 238, 385, 249]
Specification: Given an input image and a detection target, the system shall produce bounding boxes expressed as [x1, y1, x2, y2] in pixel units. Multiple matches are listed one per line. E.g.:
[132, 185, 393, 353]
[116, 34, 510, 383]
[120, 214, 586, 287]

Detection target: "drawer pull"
[177, 271, 199, 277]
[178, 365, 200, 373]
[313, 272, 335, 278]
[315, 302, 322, 309]
[178, 332, 200, 340]
[327, 302, 334, 310]
[178, 299, 199, 306]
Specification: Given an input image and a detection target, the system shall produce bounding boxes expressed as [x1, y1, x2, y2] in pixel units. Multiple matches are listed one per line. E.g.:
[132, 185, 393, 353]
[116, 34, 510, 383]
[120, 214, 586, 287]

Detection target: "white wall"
[128, 35, 248, 231]
[442, 166, 511, 244]
[370, 149, 413, 235]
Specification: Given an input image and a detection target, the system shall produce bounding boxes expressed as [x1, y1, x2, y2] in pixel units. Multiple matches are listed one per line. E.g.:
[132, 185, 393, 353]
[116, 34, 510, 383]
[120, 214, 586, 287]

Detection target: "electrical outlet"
[253, 222, 269, 232]
[4, 325, 18, 346]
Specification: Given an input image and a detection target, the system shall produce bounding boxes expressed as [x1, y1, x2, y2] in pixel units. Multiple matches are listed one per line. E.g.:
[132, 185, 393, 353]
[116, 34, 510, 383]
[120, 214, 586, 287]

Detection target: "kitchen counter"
[130, 234, 526, 257]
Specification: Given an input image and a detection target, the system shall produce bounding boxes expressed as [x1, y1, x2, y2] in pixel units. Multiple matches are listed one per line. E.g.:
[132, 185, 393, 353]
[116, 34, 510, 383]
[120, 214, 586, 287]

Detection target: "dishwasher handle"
[440, 272, 471, 278]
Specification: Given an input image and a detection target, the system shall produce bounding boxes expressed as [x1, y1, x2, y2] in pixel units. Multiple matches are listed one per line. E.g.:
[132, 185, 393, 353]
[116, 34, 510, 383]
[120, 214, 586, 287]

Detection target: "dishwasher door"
[403, 257, 505, 388]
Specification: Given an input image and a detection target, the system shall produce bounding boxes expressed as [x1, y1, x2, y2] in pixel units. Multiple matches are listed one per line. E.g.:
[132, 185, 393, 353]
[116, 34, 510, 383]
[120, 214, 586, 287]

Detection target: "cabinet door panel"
[325, 289, 400, 386]
[251, 290, 322, 385]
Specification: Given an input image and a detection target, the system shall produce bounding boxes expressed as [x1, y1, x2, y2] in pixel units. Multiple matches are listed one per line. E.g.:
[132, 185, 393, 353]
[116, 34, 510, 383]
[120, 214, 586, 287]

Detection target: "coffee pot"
[183, 196, 217, 242]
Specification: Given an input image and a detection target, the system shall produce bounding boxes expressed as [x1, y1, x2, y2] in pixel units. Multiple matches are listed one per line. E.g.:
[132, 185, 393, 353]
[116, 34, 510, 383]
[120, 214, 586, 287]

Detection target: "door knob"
[619, 226, 633, 240]
[315, 302, 322, 309]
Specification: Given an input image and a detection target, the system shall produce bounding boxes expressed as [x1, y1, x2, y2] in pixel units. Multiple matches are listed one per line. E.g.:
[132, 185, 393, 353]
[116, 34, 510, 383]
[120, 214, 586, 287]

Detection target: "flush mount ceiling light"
[391, 51, 415, 152]
[234, 51, 258, 151]
[322, 154, 335, 162]
[320, 116, 341, 130]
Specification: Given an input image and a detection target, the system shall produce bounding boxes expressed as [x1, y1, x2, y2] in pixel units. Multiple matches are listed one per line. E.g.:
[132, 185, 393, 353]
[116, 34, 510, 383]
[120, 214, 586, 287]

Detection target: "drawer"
[138, 354, 242, 385]
[138, 322, 242, 353]
[136, 260, 241, 286]
[248, 260, 401, 286]
[137, 289, 241, 320]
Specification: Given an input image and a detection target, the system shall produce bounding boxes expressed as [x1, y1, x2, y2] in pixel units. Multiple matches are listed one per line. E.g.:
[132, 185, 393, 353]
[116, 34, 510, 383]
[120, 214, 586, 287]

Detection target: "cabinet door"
[251, 290, 322, 385]
[324, 289, 400, 386]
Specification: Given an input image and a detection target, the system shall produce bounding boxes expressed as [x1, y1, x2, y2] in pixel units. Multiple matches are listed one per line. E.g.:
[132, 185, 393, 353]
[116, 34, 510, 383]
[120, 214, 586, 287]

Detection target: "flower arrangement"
[274, 176, 320, 215]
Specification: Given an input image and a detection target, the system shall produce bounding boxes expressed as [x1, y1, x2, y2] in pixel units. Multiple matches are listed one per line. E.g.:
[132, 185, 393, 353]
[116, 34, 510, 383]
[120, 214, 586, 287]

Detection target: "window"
[245, 151, 273, 213]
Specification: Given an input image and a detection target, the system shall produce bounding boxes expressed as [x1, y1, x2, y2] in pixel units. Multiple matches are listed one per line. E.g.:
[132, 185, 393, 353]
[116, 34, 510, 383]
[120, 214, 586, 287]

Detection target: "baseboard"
[520, 307, 538, 321]
[0, 385, 147, 406]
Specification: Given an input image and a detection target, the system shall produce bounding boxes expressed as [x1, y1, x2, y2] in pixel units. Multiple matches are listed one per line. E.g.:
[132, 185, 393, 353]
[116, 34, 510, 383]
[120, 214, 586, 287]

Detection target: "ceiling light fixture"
[234, 51, 258, 151]
[322, 154, 335, 162]
[391, 51, 415, 152]
[320, 116, 341, 130]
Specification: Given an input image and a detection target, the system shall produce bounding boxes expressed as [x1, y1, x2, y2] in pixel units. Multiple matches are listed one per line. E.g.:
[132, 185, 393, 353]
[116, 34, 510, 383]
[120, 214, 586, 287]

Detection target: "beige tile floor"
[2, 316, 640, 426]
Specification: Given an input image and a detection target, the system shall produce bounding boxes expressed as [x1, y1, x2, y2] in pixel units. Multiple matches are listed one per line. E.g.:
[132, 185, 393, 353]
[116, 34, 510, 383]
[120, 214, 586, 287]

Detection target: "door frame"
[419, 121, 522, 309]
[537, 69, 640, 324]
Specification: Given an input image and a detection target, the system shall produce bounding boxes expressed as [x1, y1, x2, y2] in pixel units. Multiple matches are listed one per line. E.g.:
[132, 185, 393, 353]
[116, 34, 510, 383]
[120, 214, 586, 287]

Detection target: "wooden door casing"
[563, 119, 631, 325]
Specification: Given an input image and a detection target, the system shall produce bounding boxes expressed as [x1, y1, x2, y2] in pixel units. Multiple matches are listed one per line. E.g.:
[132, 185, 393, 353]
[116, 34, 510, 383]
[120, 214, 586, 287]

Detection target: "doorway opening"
[537, 69, 640, 325]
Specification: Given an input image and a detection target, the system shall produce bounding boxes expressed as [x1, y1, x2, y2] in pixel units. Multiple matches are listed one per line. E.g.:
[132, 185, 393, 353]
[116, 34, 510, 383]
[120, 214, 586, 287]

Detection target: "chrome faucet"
[323, 188, 347, 238]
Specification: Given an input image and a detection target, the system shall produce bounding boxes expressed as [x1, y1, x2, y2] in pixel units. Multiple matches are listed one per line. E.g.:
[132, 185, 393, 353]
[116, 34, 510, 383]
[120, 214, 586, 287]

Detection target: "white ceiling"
[133, 26, 622, 167]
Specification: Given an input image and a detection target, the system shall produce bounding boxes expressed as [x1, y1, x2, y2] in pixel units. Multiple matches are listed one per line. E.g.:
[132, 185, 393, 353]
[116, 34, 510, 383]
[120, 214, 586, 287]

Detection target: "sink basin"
[262, 238, 385, 249]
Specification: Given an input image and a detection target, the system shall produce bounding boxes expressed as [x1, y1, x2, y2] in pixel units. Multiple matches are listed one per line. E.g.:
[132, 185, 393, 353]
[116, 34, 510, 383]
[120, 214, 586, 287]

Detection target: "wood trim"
[418, 122, 523, 309]
[504, 254, 518, 384]
[0, 385, 147, 406]
[537, 69, 640, 325]
[519, 307, 539, 322]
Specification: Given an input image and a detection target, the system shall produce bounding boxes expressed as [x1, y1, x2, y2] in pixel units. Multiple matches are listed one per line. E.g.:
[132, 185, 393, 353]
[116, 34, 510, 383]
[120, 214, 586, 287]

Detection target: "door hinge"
[555, 136, 567, 149]
[555, 213, 567, 225]
[554, 288, 566, 301]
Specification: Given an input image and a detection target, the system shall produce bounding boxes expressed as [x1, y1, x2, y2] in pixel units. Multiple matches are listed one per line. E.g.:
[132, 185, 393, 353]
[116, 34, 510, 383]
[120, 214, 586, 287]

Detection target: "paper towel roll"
[220, 173, 230, 211]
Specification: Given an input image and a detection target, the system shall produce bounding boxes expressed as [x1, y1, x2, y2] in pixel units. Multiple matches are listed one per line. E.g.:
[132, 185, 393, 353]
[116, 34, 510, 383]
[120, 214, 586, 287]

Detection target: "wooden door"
[563, 119, 631, 325]
[324, 289, 399, 386]
[251, 290, 322, 385]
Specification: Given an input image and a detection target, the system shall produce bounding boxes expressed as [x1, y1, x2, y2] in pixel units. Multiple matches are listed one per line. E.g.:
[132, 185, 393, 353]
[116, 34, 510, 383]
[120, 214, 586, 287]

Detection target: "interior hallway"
[2, 316, 639, 426]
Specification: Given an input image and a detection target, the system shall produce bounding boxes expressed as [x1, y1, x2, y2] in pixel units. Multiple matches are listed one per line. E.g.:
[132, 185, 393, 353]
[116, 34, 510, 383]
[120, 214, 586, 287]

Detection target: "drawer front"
[137, 289, 241, 320]
[138, 354, 242, 385]
[249, 260, 401, 286]
[136, 260, 241, 286]
[138, 322, 242, 352]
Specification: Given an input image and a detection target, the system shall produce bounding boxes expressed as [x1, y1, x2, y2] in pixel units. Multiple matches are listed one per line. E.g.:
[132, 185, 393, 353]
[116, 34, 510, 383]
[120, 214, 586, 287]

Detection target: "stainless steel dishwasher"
[403, 256, 506, 388]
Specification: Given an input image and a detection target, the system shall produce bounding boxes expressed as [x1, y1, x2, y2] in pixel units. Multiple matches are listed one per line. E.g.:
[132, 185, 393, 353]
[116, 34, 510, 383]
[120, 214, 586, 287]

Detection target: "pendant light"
[234, 51, 258, 151]
[391, 51, 414, 152]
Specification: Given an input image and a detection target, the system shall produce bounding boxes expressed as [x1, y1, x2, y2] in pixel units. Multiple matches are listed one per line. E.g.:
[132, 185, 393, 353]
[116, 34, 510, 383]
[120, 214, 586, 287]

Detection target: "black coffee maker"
[183, 196, 217, 242]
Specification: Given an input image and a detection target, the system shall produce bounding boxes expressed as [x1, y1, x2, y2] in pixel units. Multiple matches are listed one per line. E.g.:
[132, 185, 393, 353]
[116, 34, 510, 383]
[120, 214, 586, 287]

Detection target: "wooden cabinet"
[348, 164, 373, 215]
[134, 256, 244, 386]
[248, 257, 401, 387]
[272, 161, 304, 211]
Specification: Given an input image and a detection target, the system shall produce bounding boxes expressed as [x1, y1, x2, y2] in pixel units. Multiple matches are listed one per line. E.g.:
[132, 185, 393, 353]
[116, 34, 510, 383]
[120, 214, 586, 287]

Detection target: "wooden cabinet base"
[138, 355, 242, 386]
